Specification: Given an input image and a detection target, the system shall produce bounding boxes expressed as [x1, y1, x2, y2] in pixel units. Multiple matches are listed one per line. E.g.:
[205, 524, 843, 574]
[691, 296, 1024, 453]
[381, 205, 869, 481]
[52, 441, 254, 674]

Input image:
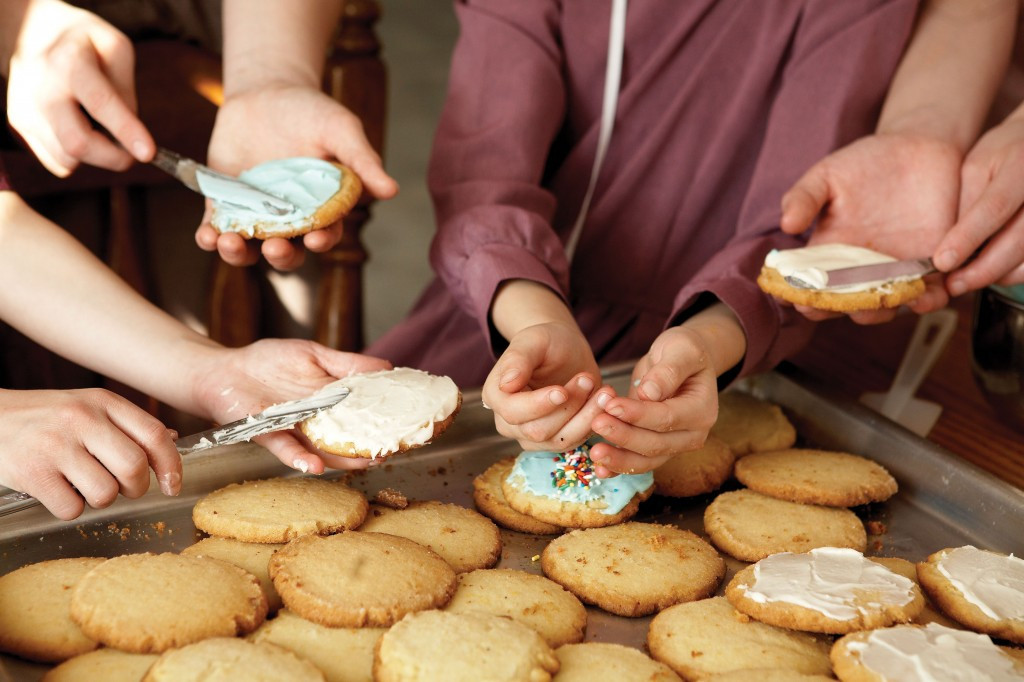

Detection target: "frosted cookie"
[711, 390, 797, 457]
[758, 244, 927, 312]
[181, 536, 285, 612]
[734, 448, 898, 507]
[653, 435, 735, 497]
[192, 476, 368, 543]
[445, 568, 586, 648]
[704, 489, 867, 562]
[871, 556, 962, 628]
[725, 547, 924, 634]
[269, 531, 457, 627]
[917, 545, 1024, 644]
[502, 440, 655, 528]
[541, 522, 724, 617]
[554, 642, 681, 682]
[301, 367, 461, 460]
[249, 609, 386, 682]
[374, 610, 560, 682]
[0, 557, 103, 663]
[831, 623, 1024, 682]
[143, 637, 324, 681]
[647, 596, 833, 680]
[42, 649, 159, 682]
[358, 500, 501, 573]
[203, 157, 362, 239]
[473, 456, 564, 534]
[70, 552, 267, 653]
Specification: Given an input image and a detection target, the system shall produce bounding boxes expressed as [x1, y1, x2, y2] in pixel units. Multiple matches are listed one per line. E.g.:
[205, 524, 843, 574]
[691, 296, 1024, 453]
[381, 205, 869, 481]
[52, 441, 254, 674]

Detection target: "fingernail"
[935, 249, 957, 271]
[132, 141, 149, 159]
[597, 392, 611, 408]
[641, 381, 662, 400]
[948, 280, 967, 297]
[549, 390, 567, 406]
[577, 376, 594, 392]
[292, 459, 310, 473]
[607, 406, 624, 418]
[166, 429, 179, 440]
[591, 450, 606, 463]
[159, 471, 181, 497]
[500, 369, 520, 385]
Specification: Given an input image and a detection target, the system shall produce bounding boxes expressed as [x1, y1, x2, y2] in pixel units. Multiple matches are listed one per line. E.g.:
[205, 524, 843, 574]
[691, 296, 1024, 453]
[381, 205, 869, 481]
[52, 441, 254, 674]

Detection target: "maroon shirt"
[368, 0, 918, 388]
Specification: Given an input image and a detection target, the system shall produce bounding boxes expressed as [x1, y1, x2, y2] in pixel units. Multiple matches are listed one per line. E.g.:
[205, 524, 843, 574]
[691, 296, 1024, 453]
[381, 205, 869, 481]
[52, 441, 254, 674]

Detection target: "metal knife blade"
[785, 257, 935, 290]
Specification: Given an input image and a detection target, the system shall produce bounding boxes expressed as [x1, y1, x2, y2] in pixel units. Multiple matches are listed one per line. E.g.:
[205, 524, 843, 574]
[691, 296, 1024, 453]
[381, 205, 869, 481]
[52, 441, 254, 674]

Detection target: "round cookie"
[870, 556, 962, 629]
[249, 609, 386, 682]
[70, 552, 267, 653]
[445, 568, 587, 647]
[42, 649, 159, 682]
[143, 637, 324, 681]
[711, 390, 797, 457]
[653, 435, 736, 497]
[268, 531, 457, 627]
[704, 671, 835, 682]
[917, 545, 1024, 644]
[192, 476, 368, 543]
[181, 536, 285, 613]
[301, 367, 462, 460]
[374, 610, 560, 682]
[554, 642, 681, 682]
[726, 547, 924, 634]
[0, 557, 103, 663]
[358, 500, 502, 573]
[541, 522, 724, 617]
[704, 488, 867, 562]
[734, 448, 898, 507]
[647, 596, 833, 680]
[473, 457, 564, 535]
[757, 244, 927, 312]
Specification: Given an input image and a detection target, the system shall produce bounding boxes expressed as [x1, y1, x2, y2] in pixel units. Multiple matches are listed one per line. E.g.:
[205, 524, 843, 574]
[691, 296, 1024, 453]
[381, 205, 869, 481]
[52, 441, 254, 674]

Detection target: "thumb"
[312, 346, 392, 380]
[780, 162, 831, 235]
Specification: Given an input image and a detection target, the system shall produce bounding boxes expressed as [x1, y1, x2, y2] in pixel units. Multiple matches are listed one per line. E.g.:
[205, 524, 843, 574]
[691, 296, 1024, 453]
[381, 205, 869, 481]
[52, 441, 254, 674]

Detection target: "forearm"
[677, 303, 746, 378]
[490, 279, 576, 341]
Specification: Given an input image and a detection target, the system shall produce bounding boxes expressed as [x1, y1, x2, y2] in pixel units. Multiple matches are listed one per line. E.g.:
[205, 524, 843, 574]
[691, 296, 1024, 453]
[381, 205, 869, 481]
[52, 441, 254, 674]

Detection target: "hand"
[780, 133, 961, 323]
[0, 388, 181, 520]
[191, 339, 391, 472]
[6, 0, 154, 176]
[196, 84, 399, 270]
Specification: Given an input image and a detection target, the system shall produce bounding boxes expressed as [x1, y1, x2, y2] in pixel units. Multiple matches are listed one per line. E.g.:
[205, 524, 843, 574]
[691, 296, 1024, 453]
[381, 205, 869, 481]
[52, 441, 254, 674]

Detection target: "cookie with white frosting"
[757, 244, 926, 311]
[473, 456, 565, 535]
[711, 390, 797, 457]
[301, 367, 462, 460]
[653, 435, 735, 497]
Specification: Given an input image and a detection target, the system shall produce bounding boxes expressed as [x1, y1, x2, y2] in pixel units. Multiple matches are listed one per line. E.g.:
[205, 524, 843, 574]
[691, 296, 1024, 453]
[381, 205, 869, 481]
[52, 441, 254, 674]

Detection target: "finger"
[311, 345, 392, 379]
[71, 45, 153, 162]
[262, 238, 306, 271]
[322, 113, 399, 200]
[493, 343, 547, 395]
[216, 233, 261, 267]
[255, 430, 326, 475]
[80, 425, 150, 499]
[62, 448, 121, 510]
[779, 163, 831, 234]
[906, 280, 949, 314]
[847, 309, 898, 325]
[29, 472, 85, 521]
[302, 222, 344, 253]
[48, 99, 134, 171]
[935, 170, 1023, 272]
[104, 401, 182, 497]
[501, 374, 597, 445]
[545, 386, 616, 450]
[997, 260, 1024, 286]
[947, 223, 1024, 295]
[489, 382, 577, 428]
[589, 441, 674, 476]
[20, 128, 78, 178]
[633, 334, 707, 403]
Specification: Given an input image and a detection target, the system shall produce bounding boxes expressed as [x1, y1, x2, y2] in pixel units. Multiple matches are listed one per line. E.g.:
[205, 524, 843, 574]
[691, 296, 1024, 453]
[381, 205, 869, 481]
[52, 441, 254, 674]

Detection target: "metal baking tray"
[2, 362, 1022, 681]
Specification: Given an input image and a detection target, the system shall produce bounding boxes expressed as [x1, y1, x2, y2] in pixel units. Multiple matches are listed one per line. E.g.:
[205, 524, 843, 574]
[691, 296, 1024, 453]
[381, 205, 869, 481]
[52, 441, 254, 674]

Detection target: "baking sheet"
[1, 362, 1022, 681]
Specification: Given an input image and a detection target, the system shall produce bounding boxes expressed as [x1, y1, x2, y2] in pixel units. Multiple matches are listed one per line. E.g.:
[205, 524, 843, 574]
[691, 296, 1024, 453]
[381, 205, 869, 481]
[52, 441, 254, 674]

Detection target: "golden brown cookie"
[42, 649, 159, 682]
[269, 531, 457, 627]
[734, 448, 898, 507]
[0, 557, 103, 663]
[870, 556, 961, 628]
[374, 610, 560, 682]
[473, 457, 564, 535]
[70, 552, 267, 653]
[647, 596, 833, 680]
[358, 500, 501, 573]
[704, 670, 835, 682]
[711, 390, 797, 457]
[181, 536, 285, 613]
[143, 637, 325, 681]
[653, 435, 736, 497]
[445, 568, 587, 647]
[704, 489, 867, 562]
[541, 522, 724, 617]
[192, 476, 368, 543]
[554, 642, 681, 681]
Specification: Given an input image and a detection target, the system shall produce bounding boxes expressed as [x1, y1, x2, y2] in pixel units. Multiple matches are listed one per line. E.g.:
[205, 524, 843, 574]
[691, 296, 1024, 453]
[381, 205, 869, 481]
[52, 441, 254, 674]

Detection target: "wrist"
[491, 280, 576, 341]
[678, 303, 746, 378]
[876, 108, 974, 156]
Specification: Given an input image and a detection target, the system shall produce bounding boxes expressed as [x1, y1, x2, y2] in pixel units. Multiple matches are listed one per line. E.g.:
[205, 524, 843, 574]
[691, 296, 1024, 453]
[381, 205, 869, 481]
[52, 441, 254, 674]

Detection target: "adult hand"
[0, 388, 181, 520]
[196, 84, 399, 270]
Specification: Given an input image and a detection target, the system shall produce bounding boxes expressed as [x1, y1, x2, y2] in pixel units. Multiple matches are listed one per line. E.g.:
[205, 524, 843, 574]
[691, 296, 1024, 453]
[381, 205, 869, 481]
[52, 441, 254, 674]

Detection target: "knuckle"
[520, 422, 554, 443]
[86, 480, 119, 509]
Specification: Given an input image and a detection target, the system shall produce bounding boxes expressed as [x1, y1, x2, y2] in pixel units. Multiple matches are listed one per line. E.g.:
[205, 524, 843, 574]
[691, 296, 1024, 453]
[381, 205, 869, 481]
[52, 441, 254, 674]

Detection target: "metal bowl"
[971, 285, 1024, 432]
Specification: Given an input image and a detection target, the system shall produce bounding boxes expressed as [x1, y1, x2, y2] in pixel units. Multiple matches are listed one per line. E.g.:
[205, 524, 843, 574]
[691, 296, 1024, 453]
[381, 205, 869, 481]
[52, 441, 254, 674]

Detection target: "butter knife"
[785, 257, 935, 290]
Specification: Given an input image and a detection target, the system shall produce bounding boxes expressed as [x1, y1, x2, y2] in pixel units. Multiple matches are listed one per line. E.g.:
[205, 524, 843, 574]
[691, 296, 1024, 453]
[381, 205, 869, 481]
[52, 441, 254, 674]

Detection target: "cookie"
[870, 556, 961, 629]
[725, 547, 924, 634]
[70, 552, 267, 653]
[42, 649, 159, 682]
[653, 435, 735, 497]
[192, 476, 368, 543]
[704, 671, 835, 682]
[268, 531, 457, 627]
[208, 158, 362, 240]
[0, 557, 103, 663]
[358, 500, 502, 573]
[711, 390, 797, 456]
[502, 440, 655, 528]
[473, 457, 563, 534]
[917, 545, 1024, 644]
[249, 609, 386, 682]
[541, 522, 724, 617]
[373, 610, 560, 682]
[301, 367, 462, 460]
[554, 642, 681, 681]
[831, 623, 1024, 681]
[181, 536, 285, 612]
[647, 596, 833, 680]
[757, 244, 926, 312]
[734, 448, 898, 507]
[704, 489, 867, 562]
[143, 637, 324, 681]
[445, 568, 586, 647]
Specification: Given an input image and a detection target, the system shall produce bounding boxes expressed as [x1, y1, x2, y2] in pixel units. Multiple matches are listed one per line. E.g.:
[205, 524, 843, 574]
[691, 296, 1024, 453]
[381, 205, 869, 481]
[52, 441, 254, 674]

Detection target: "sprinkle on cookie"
[550, 443, 601, 491]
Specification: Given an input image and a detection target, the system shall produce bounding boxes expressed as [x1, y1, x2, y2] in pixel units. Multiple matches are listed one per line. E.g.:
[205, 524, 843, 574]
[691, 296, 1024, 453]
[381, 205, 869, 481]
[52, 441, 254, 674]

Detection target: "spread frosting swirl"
[765, 244, 916, 292]
[935, 546, 1024, 621]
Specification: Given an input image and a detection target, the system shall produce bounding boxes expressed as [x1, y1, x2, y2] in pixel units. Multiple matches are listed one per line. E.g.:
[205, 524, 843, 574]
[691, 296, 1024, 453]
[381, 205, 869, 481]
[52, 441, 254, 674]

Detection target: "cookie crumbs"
[866, 520, 887, 535]
[871, 539, 884, 552]
[531, 554, 540, 562]
[373, 487, 409, 509]
[690, 651, 704, 658]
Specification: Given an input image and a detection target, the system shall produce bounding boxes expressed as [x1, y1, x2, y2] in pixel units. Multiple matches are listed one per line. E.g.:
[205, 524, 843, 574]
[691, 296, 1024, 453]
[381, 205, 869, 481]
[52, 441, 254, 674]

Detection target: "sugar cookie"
[711, 390, 797, 456]
[870, 556, 962, 629]
[143, 637, 324, 681]
[473, 457, 564, 535]
[554, 642, 681, 681]
[181, 536, 285, 612]
[42, 649, 159, 682]
[704, 671, 835, 682]
[653, 435, 735, 497]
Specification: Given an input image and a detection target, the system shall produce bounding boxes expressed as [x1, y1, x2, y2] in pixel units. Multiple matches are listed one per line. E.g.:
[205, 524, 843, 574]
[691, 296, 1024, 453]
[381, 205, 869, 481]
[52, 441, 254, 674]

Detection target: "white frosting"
[936, 546, 1024, 621]
[847, 623, 1020, 681]
[742, 547, 916, 620]
[302, 367, 459, 458]
[765, 244, 915, 292]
